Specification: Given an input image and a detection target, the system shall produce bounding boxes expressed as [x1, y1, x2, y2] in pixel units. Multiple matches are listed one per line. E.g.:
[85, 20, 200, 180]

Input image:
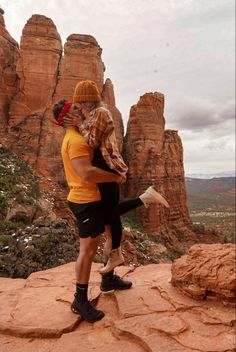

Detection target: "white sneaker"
[99, 247, 124, 274]
[139, 186, 169, 208]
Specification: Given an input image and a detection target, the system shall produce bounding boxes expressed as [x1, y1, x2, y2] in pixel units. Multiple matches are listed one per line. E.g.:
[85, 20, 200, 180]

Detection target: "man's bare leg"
[75, 235, 100, 283]
[72, 235, 105, 322]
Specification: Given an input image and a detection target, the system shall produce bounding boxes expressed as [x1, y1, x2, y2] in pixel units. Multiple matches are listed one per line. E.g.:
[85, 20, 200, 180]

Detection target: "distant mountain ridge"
[186, 171, 235, 179]
[185, 176, 235, 202]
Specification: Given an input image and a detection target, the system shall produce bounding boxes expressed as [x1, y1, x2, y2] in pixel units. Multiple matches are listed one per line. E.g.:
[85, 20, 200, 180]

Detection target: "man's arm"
[71, 155, 125, 183]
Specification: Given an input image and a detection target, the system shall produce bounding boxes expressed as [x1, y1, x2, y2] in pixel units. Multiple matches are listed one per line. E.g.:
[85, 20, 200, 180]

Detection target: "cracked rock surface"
[0, 261, 235, 352]
[171, 243, 236, 302]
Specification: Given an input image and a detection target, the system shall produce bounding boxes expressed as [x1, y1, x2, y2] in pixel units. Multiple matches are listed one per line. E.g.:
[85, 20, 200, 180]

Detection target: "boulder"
[171, 243, 236, 303]
[6, 203, 37, 224]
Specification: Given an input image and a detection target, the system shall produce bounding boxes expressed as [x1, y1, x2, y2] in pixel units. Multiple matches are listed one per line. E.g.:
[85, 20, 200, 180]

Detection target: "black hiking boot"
[71, 295, 105, 323]
[100, 273, 132, 292]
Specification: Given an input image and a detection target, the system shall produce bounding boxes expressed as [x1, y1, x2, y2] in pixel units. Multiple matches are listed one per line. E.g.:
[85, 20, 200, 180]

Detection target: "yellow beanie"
[73, 80, 102, 103]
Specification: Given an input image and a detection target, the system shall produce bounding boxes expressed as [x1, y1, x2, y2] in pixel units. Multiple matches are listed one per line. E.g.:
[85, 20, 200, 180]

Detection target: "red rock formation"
[5, 14, 63, 178]
[0, 262, 235, 351]
[171, 243, 236, 302]
[0, 11, 124, 180]
[52, 35, 124, 150]
[0, 7, 19, 135]
[53, 37, 124, 150]
[123, 93, 195, 245]
[53, 33, 104, 102]
[9, 15, 62, 125]
[102, 78, 124, 150]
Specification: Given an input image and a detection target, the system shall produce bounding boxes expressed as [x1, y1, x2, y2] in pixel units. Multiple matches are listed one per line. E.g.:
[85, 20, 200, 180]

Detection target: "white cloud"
[167, 98, 235, 133]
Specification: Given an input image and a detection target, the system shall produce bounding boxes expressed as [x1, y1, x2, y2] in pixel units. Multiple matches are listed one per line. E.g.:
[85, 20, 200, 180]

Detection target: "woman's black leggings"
[94, 147, 143, 249]
[98, 182, 143, 249]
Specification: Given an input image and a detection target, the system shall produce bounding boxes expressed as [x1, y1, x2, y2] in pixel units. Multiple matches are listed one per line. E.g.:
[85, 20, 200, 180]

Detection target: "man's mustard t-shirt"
[61, 129, 101, 203]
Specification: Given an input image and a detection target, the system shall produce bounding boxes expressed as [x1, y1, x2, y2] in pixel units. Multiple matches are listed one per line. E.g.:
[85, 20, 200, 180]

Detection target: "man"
[53, 101, 132, 323]
[71, 80, 169, 275]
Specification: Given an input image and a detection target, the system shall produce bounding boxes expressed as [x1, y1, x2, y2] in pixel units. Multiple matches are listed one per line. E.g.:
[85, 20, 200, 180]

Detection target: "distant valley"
[185, 176, 235, 242]
[185, 177, 235, 204]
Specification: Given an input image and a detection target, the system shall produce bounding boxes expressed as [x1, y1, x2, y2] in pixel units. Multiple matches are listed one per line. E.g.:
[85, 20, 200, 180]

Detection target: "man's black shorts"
[68, 200, 105, 238]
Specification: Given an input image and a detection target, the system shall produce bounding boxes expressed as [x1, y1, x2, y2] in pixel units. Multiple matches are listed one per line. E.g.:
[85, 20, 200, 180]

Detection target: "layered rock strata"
[171, 243, 236, 302]
[123, 93, 195, 242]
[102, 78, 124, 150]
[53, 33, 104, 101]
[0, 8, 19, 133]
[6, 14, 63, 178]
[0, 11, 124, 179]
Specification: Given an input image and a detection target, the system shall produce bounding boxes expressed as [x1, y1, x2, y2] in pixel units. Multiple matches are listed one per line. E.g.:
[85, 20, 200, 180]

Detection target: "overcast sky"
[1, 0, 235, 175]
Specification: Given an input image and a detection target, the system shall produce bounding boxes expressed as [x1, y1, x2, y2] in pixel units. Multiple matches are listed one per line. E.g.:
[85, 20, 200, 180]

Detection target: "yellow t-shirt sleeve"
[68, 134, 91, 160]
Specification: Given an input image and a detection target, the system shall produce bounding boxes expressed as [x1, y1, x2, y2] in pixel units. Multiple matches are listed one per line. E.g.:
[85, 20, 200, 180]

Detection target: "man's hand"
[115, 174, 126, 184]
[71, 156, 126, 184]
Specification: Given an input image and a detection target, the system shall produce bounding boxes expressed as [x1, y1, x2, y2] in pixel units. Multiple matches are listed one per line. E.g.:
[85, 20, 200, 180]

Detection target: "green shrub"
[121, 213, 143, 232]
[30, 183, 41, 198]
[0, 219, 25, 232]
[0, 235, 9, 246]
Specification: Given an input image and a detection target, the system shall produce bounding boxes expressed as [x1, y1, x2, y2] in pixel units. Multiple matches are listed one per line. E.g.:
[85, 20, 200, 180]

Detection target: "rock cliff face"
[53, 33, 104, 101]
[123, 93, 195, 241]
[7, 15, 63, 178]
[0, 8, 19, 132]
[0, 11, 124, 179]
[102, 78, 124, 150]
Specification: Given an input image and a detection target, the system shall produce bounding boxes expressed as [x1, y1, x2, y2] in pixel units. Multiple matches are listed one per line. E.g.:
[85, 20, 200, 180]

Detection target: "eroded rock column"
[123, 92, 194, 246]
[102, 78, 124, 151]
[6, 15, 63, 177]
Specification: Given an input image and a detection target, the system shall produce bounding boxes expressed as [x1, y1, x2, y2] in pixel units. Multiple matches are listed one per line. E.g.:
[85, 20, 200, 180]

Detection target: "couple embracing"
[53, 80, 169, 323]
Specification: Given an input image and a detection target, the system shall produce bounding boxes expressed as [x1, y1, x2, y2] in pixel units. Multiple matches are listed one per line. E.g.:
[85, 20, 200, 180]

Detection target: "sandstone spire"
[3, 15, 63, 177]
[102, 78, 124, 150]
[123, 93, 195, 245]
[53, 33, 105, 103]
[9, 14, 62, 125]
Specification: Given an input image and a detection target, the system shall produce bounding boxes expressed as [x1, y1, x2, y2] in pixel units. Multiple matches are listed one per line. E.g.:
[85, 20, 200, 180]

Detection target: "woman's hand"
[64, 111, 84, 127]
[63, 112, 75, 127]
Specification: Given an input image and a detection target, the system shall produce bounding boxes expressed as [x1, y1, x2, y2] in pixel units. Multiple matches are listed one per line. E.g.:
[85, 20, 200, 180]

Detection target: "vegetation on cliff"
[0, 145, 79, 278]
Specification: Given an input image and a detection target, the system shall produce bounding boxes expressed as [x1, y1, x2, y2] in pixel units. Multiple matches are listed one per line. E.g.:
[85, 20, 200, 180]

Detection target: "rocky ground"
[0, 256, 235, 352]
